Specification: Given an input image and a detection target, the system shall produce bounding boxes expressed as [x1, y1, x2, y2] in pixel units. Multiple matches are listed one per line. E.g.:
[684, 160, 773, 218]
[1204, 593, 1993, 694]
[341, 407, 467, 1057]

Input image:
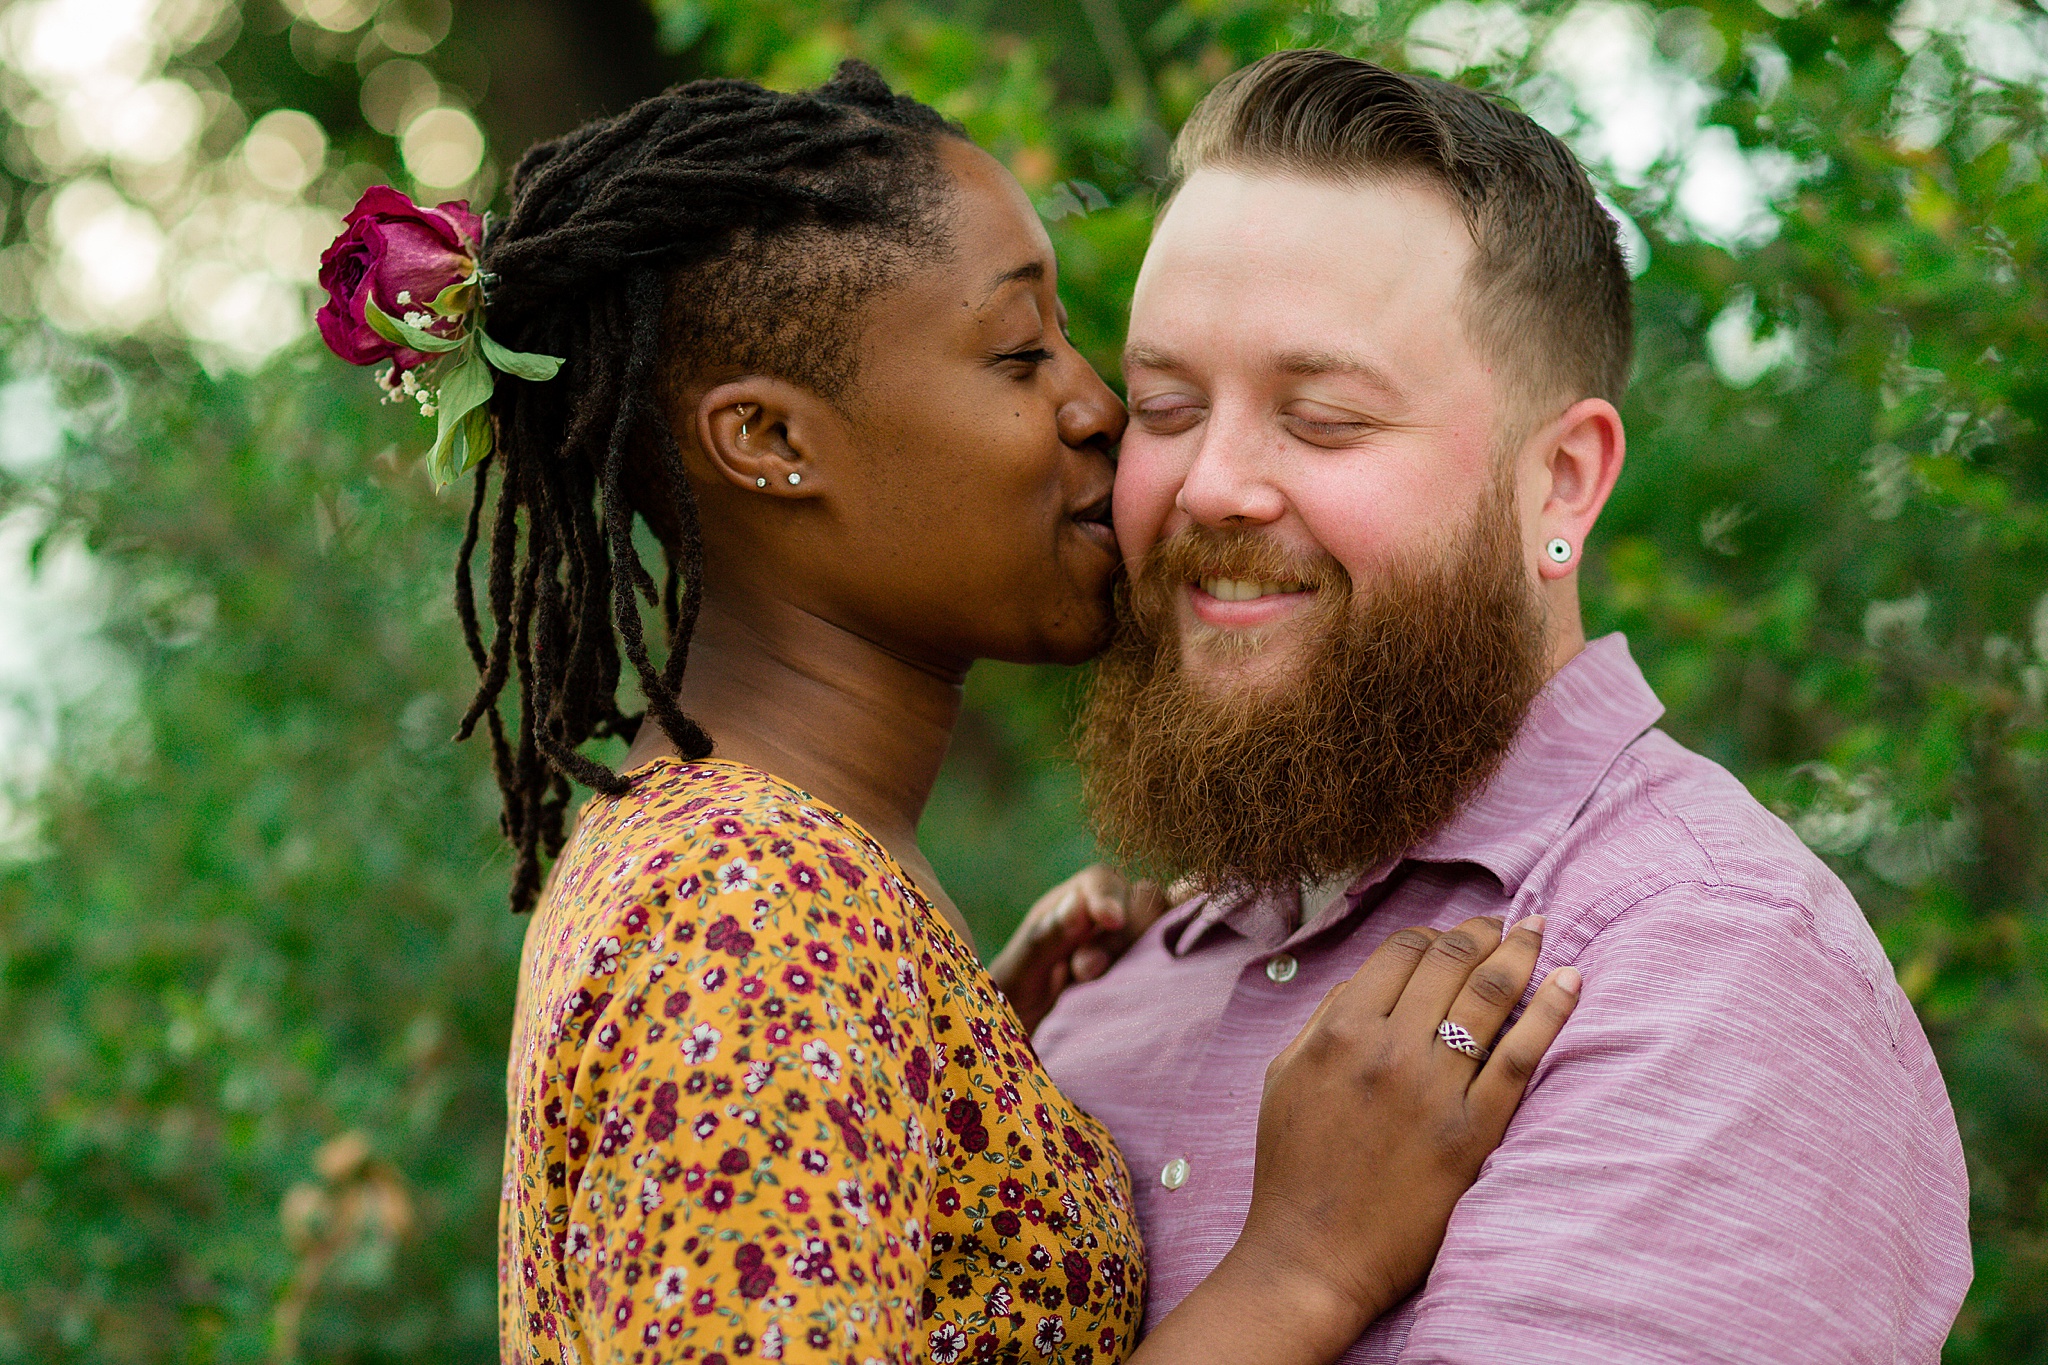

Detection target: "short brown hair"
[1171, 49, 1633, 410]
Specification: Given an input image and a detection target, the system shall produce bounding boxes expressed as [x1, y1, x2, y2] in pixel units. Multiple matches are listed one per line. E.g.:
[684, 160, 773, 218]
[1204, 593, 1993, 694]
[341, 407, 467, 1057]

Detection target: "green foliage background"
[2, 0, 2045, 1359]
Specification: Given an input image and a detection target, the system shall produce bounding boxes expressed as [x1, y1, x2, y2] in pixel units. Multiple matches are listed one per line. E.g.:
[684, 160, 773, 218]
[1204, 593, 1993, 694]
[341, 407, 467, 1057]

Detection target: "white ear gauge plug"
[1547, 537, 1573, 564]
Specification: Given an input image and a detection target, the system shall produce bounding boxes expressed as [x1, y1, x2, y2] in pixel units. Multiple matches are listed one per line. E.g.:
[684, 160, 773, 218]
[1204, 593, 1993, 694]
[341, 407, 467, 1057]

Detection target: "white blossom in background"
[0, 502, 141, 861]
[1399, 0, 1816, 250]
[1706, 288, 1800, 388]
[1405, 0, 1533, 78]
[0, 0, 481, 371]
[1892, 0, 2048, 88]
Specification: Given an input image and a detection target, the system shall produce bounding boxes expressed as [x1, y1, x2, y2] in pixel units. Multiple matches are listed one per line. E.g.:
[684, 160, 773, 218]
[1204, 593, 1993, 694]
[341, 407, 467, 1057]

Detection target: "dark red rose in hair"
[315, 186, 482, 372]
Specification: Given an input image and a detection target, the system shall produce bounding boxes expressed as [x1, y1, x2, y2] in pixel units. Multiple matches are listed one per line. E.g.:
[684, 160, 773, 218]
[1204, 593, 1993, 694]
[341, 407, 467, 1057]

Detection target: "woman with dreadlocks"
[317, 60, 1576, 1365]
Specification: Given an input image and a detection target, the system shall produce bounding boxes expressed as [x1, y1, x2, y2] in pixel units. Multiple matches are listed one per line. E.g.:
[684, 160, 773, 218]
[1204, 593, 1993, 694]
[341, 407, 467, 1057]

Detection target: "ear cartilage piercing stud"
[787, 472, 802, 486]
[1547, 537, 1574, 564]
[755, 477, 767, 488]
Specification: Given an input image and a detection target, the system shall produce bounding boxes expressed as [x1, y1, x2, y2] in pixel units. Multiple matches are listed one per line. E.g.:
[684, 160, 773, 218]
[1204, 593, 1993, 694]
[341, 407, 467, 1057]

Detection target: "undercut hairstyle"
[458, 61, 963, 912]
[1172, 49, 1633, 412]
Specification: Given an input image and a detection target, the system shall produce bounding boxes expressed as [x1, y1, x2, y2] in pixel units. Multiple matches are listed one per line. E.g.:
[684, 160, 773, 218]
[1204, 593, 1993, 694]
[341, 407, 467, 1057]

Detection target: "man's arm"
[1392, 883, 1971, 1365]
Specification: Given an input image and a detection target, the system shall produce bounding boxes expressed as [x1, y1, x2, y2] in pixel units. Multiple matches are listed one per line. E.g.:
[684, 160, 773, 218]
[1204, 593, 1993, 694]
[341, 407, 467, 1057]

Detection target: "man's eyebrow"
[980, 261, 1046, 304]
[1121, 344, 1180, 373]
[1274, 348, 1405, 398]
[1121, 345, 1406, 399]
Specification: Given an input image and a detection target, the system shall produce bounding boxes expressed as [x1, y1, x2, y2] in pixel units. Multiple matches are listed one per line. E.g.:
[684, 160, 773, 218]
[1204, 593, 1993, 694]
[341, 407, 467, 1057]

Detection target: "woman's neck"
[621, 590, 972, 943]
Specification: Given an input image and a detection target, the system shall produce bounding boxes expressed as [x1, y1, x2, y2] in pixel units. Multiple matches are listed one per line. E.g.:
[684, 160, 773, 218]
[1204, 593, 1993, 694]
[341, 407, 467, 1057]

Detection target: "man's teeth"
[1199, 577, 1305, 602]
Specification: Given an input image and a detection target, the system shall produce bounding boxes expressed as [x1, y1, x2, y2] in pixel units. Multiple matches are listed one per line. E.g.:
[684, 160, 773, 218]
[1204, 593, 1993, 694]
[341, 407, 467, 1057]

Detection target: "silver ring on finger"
[1437, 1019, 1490, 1062]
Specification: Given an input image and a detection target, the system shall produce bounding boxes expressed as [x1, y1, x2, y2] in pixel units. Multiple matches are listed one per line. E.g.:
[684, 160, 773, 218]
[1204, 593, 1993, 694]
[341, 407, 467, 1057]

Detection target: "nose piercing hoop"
[1547, 537, 1573, 564]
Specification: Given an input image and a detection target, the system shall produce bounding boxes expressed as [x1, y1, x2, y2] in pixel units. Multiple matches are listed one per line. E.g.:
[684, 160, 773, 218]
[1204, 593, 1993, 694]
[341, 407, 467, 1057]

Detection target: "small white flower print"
[836, 1178, 870, 1226]
[566, 1223, 595, 1264]
[716, 858, 759, 893]
[744, 1059, 774, 1094]
[929, 1324, 968, 1363]
[589, 936, 622, 974]
[654, 1265, 687, 1309]
[761, 1323, 784, 1360]
[639, 1176, 662, 1213]
[800, 1040, 842, 1082]
[1035, 1317, 1065, 1353]
[895, 957, 921, 999]
[681, 1023, 721, 1064]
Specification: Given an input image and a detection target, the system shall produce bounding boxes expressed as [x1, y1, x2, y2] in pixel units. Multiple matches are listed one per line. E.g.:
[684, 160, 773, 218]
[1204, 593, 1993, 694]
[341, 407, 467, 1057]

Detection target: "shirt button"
[1265, 954, 1299, 983]
[1160, 1157, 1190, 1191]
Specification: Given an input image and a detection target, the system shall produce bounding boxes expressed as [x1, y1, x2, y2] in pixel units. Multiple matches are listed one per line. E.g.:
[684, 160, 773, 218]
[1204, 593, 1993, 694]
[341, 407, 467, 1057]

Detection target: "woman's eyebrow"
[980, 260, 1046, 304]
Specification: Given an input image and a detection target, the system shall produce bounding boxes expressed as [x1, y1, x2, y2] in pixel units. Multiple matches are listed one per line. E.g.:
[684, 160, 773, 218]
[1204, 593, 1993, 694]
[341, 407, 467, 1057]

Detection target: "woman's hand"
[1133, 914, 1580, 1365]
[987, 864, 1170, 1032]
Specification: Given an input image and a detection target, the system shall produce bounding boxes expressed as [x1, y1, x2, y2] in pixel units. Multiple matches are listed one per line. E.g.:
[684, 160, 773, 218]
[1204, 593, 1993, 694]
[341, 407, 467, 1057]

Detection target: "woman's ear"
[694, 377, 836, 498]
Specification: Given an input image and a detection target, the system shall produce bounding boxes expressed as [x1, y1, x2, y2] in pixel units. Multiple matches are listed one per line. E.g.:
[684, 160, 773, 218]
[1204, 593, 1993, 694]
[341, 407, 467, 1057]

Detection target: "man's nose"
[1175, 408, 1287, 528]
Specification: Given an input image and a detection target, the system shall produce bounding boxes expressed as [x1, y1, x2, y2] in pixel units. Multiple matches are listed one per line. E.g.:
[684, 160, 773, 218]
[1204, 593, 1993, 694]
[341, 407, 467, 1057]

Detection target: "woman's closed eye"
[993, 344, 1057, 374]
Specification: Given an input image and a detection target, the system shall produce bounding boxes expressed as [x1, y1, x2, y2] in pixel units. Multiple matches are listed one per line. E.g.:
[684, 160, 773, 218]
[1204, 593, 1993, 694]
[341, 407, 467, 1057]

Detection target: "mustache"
[1135, 525, 1351, 599]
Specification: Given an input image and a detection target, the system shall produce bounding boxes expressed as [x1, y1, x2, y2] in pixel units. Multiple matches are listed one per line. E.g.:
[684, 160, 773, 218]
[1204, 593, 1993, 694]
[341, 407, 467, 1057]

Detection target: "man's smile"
[1186, 576, 1317, 629]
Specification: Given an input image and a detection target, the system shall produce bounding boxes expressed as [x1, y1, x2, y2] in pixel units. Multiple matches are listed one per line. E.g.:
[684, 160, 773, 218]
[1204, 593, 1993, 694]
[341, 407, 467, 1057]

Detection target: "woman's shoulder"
[545, 757, 923, 939]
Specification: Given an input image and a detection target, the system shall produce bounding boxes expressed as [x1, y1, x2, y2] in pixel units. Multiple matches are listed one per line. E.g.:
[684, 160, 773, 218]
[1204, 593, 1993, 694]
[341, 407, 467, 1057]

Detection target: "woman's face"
[696, 139, 1125, 676]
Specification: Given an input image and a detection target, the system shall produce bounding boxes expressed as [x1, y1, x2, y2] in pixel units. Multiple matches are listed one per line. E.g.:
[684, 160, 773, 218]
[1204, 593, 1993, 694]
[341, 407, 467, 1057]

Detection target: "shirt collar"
[1406, 632, 1663, 894]
[1160, 633, 1663, 957]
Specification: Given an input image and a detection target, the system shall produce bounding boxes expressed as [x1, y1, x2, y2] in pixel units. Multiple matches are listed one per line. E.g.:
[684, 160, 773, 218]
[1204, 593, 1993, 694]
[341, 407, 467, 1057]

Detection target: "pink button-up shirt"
[1036, 634, 1970, 1364]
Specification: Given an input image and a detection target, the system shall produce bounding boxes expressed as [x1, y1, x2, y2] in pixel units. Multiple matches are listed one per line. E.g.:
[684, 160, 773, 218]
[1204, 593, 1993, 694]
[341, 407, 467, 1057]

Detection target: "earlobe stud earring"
[755, 477, 767, 488]
[787, 472, 801, 486]
[1547, 537, 1574, 564]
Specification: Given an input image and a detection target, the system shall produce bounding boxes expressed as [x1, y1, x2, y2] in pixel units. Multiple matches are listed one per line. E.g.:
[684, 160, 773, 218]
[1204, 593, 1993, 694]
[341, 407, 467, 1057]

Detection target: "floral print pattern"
[500, 759, 1145, 1365]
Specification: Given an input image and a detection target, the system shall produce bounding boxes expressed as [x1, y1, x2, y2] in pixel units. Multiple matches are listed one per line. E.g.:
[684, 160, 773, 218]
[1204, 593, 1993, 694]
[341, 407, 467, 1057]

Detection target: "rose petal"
[427, 198, 483, 253]
[360, 219, 470, 333]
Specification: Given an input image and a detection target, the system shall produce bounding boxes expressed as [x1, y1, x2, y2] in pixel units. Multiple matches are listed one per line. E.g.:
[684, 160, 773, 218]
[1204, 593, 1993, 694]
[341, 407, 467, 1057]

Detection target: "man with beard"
[1033, 51, 1971, 1363]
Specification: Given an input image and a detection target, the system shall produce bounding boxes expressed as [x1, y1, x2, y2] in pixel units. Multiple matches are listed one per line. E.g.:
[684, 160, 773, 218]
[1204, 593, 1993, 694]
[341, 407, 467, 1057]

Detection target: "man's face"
[1116, 170, 1519, 691]
[1080, 168, 1555, 890]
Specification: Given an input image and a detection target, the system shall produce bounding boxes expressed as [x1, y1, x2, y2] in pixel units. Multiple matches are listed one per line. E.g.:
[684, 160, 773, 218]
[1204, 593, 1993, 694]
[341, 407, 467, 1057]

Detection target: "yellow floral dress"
[499, 758, 1146, 1365]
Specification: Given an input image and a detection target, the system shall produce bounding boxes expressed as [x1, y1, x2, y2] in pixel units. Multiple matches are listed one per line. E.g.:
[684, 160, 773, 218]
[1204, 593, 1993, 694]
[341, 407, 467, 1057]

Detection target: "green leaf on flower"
[479, 330, 565, 382]
[425, 346, 496, 487]
[364, 295, 464, 354]
[429, 277, 480, 318]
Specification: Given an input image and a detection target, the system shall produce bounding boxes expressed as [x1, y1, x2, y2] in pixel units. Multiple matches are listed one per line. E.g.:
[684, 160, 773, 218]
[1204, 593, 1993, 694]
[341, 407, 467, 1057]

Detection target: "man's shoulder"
[1532, 726, 1828, 902]
[1536, 727, 1903, 1037]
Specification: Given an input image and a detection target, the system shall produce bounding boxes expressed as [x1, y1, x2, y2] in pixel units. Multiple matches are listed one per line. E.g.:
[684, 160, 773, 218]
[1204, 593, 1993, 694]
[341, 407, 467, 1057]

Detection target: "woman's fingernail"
[1518, 914, 1546, 936]
[1554, 966, 1582, 994]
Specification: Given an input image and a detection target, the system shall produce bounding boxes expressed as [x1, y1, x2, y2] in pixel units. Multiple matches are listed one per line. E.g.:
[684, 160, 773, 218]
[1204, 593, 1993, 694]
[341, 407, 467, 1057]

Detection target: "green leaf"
[363, 295, 464, 355]
[425, 347, 495, 486]
[429, 277, 480, 318]
[479, 331, 565, 382]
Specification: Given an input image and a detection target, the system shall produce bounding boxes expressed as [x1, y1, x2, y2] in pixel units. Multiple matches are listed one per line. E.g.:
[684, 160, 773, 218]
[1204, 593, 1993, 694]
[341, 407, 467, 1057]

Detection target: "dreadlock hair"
[455, 61, 965, 913]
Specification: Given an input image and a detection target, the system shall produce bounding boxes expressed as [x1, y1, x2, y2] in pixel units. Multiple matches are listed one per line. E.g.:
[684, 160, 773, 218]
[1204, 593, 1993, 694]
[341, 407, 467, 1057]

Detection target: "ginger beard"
[1078, 470, 1549, 895]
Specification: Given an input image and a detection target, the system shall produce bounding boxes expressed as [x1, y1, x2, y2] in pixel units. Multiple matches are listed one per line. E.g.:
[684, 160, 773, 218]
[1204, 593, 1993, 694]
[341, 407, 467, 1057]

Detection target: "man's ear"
[1533, 397, 1625, 580]
[693, 377, 838, 499]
